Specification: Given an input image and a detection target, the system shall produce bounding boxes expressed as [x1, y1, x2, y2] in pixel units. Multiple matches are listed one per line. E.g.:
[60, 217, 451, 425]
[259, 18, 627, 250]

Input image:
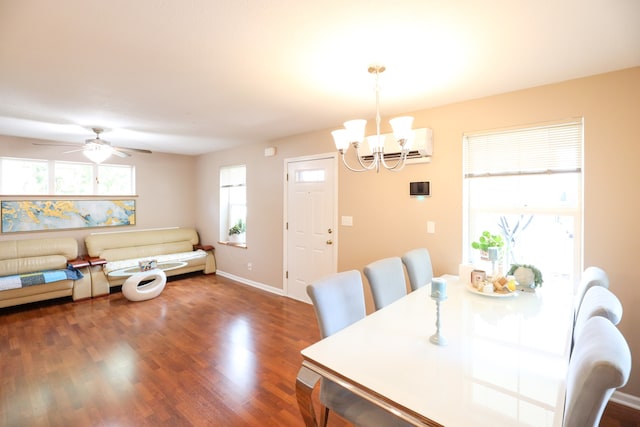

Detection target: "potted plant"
[228, 219, 246, 243]
[507, 263, 543, 288]
[471, 231, 504, 261]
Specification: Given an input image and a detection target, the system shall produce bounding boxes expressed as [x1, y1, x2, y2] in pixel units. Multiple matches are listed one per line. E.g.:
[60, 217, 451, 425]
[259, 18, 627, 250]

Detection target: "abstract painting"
[1, 199, 136, 233]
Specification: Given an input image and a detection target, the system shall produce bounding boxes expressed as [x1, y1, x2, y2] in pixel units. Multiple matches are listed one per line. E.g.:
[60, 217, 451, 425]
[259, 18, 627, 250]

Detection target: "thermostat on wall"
[410, 181, 430, 196]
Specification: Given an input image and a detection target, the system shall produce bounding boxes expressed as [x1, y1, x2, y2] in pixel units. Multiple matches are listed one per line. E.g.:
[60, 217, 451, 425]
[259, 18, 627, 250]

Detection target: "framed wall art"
[1, 199, 136, 233]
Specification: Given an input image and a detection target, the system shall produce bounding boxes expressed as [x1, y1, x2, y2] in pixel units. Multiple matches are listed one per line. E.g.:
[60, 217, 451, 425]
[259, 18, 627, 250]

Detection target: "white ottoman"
[122, 269, 167, 301]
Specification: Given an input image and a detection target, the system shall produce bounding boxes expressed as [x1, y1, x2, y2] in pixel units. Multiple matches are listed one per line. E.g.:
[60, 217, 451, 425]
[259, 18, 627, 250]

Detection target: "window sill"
[218, 241, 247, 249]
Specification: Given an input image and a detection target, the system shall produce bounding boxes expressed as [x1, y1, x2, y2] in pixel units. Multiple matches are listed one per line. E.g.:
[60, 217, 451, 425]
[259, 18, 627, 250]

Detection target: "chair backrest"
[574, 266, 609, 319]
[401, 248, 434, 292]
[573, 286, 623, 344]
[307, 270, 366, 339]
[564, 316, 631, 427]
[363, 257, 407, 311]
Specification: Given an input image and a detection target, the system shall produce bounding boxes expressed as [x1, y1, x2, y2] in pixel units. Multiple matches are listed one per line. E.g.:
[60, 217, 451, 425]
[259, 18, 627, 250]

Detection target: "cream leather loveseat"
[85, 227, 216, 297]
[0, 237, 91, 308]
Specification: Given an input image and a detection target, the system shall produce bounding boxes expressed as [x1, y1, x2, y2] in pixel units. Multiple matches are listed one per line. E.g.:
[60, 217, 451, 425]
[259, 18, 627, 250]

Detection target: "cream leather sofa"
[85, 227, 216, 297]
[0, 237, 91, 308]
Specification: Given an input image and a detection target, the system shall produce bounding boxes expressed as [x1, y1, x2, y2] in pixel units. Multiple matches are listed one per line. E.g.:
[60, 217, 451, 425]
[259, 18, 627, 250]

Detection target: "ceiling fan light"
[83, 144, 112, 164]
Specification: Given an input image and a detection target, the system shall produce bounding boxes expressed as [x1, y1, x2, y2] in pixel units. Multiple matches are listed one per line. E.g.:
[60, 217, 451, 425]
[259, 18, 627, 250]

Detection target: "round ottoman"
[122, 269, 167, 301]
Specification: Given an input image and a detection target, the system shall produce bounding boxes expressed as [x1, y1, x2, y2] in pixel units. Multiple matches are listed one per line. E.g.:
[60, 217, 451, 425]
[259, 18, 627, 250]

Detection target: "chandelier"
[331, 65, 415, 172]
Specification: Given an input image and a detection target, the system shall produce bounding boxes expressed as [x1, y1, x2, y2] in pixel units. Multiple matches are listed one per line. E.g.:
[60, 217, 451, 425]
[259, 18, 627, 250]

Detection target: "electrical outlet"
[247, 262, 252, 271]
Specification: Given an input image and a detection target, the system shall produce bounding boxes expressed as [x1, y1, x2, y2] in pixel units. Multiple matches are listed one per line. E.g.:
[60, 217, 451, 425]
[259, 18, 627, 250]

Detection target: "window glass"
[296, 169, 325, 183]
[1, 158, 48, 194]
[220, 165, 247, 244]
[55, 161, 93, 195]
[98, 164, 135, 195]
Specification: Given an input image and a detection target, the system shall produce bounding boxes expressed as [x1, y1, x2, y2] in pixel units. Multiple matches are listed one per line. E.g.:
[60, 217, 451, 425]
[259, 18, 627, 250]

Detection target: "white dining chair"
[401, 248, 434, 292]
[364, 257, 408, 311]
[307, 270, 412, 427]
[574, 266, 609, 319]
[573, 286, 623, 346]
[563, 316, 631, 427]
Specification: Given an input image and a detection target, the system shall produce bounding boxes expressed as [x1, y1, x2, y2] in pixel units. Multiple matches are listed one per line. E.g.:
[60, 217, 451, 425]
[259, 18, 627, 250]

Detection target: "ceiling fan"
[33, 127, 152, 163]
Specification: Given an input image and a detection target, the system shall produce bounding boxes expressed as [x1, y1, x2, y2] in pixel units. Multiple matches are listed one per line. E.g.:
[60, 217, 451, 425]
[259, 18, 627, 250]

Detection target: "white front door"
[285, 155, 337, 303]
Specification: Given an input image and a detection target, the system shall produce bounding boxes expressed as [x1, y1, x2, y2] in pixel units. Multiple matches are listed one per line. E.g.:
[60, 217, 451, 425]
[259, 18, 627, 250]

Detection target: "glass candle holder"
[431, 278, 447, 301]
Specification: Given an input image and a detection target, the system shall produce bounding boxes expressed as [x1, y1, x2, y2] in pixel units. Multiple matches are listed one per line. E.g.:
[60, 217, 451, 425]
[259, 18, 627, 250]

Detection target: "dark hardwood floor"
[1, 273, 637, 426]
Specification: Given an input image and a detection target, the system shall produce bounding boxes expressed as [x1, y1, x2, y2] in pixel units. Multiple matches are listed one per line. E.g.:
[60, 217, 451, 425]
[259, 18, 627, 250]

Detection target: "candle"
[431, 278, 447, 300]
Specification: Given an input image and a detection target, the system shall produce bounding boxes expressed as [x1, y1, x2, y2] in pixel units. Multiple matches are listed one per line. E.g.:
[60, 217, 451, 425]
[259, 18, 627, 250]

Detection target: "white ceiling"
[1, 0, 639, 156]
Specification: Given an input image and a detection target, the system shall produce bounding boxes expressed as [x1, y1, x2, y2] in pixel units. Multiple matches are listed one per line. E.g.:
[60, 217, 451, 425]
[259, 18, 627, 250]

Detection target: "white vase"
[514, 266, 535, 287]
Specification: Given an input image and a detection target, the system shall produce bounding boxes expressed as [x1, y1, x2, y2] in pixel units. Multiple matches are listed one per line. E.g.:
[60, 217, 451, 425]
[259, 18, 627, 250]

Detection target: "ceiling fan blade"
[63, 148, 86, 154]
[111, 148, 131, 158]
[33, 141, 83, 148]
[118, 146, 152, 154]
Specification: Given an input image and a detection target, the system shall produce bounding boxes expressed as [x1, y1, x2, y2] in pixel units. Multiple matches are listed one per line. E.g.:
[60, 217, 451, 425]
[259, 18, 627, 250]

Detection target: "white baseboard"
[611, 391, 640, 410]
[216, 270, 284, 296]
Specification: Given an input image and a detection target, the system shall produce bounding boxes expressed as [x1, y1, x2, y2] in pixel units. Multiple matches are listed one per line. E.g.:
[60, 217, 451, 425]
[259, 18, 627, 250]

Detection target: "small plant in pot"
[228, 219, 246, 243]
[507, 263, 543, 288]
[471, 231, 504, 261]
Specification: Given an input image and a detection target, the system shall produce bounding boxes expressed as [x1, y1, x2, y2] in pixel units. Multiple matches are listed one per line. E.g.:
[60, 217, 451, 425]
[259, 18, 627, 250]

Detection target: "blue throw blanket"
[0, 266, 84, 292]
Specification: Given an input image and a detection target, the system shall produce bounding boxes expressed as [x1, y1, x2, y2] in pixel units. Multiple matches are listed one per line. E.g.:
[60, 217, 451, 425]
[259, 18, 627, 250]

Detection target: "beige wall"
[196, 67, 640, 397]
[0, 135, 198, 253]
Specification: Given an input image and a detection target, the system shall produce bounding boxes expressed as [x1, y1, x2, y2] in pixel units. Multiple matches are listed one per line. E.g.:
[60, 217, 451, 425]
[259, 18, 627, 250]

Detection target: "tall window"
[220, 165, 246, 245]
[0, 157, 135, 195]
[463, 119, 583, 284]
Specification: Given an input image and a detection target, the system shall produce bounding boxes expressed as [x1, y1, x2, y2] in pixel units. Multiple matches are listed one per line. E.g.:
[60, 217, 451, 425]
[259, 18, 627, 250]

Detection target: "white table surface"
[300, 274, 574, 427]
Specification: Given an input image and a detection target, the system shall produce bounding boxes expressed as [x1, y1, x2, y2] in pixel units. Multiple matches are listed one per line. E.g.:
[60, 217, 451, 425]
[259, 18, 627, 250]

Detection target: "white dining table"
[296, 274, 574, 426]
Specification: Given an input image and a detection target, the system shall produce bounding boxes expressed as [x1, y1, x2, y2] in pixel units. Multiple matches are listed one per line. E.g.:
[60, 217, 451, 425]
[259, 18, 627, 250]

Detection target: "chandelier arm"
[339, 151, 375, 172]
[380, 150, 409, 171]
[353, 145, 380, 171]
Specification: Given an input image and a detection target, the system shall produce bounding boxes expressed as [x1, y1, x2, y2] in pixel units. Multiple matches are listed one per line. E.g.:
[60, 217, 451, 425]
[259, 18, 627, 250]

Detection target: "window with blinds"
[463, 119, 583, 285]
[464, 120, 582, 178]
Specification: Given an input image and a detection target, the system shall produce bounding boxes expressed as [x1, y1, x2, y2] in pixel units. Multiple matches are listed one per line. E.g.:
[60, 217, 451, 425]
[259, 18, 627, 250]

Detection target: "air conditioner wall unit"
[359, 127, 433, 164]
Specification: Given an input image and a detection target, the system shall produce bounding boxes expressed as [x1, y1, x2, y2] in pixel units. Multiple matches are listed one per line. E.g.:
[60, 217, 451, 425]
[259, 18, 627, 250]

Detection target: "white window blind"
[463, 119, 583, 178]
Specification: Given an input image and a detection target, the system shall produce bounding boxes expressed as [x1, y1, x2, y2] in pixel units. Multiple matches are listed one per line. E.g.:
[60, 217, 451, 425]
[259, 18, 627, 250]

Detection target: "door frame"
[283, 152, 339, 299]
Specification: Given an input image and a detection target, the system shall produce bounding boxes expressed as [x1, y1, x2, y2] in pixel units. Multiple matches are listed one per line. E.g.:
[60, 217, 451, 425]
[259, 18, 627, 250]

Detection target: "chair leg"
[319, 405, 330, 427]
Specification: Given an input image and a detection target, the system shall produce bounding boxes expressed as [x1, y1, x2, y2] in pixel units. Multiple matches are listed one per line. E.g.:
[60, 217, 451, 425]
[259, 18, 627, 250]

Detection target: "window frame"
[0, 156, 136, 196]
[219, 164, 247, 247]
